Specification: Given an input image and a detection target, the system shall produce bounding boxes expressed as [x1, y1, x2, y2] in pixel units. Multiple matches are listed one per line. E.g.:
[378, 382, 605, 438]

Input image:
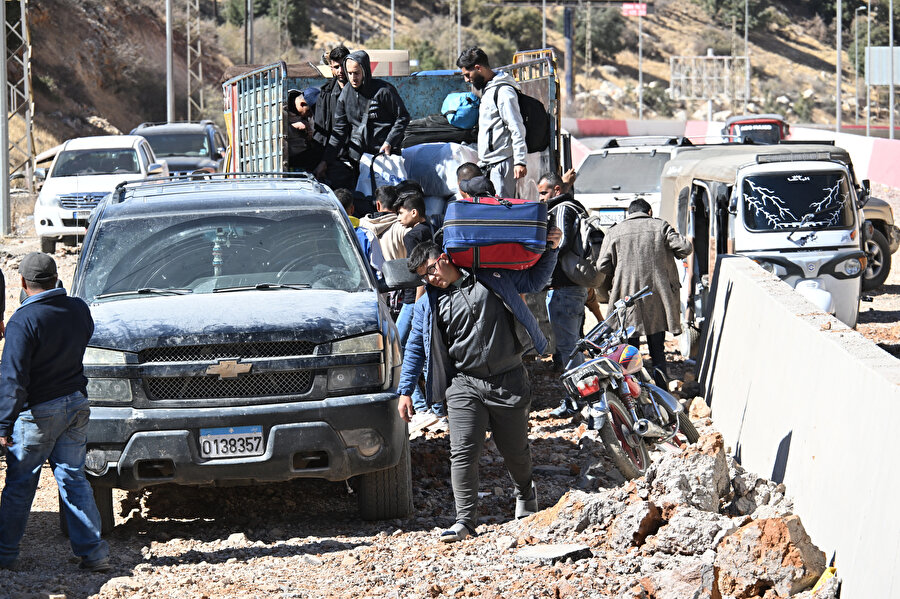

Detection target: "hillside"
[23, 0, 867, 155]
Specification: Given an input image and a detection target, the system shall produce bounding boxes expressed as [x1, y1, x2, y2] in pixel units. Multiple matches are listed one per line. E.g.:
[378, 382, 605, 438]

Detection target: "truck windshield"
[732, 123, 782, 144]
[52, 149, 140, 177]
[142, 133, 211, 158]
[575, 152, 670, 194]
[741, 172, 855, 231]
[78, 210, 369, 302]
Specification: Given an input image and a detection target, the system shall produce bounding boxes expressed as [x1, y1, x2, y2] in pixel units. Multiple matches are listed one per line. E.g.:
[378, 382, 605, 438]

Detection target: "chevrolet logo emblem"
[206, 359, 252, 379]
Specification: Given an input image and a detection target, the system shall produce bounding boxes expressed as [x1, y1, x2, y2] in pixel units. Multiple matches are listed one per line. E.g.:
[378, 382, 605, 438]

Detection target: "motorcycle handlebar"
[624, 285, 651, 307]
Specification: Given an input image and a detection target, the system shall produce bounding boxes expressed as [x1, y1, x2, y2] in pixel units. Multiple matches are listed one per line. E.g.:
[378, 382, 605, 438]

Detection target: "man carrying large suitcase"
[395, 225, 561, 542]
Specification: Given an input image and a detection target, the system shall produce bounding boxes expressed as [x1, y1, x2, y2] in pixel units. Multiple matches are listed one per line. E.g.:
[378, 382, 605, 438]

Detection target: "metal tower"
[187, 0, 204, 120]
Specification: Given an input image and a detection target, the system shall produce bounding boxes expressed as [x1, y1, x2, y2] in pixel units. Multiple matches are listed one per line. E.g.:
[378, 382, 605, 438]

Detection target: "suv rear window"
[576, 152, 670, 194]
[741, 172, 855, 231]
[79, 209, 369, 301]
[142, 132, 212, 158]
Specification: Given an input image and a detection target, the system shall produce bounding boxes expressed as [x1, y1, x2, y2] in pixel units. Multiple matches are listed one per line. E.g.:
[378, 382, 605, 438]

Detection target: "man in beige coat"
[597, 199, 692, 387]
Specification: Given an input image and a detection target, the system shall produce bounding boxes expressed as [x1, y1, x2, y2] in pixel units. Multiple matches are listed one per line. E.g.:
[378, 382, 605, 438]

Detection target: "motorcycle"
[560, 285, 700, 479]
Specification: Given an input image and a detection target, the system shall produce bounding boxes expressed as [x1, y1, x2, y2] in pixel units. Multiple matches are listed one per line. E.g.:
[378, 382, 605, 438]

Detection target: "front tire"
[40, 237, 56, 254]
[599, 397, 651, 479]
[863, 229, 891, 291]
[90, 481, 115, 535]
[357, 435, 414, 520]
[678, 324, 701, 359]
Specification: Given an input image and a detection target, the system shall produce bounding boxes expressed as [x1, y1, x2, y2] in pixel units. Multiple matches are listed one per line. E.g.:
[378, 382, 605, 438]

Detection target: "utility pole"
[542, 0, 547, 48]
[245, 0, 254, 64]
[856, 5, 866, 125]
[457, 0, 461, 59]
[187, 0, 204, 120]
[1, 0, 10, 236]
[890, 0, 895, 139]
[585, 2, 592, 77]
[744, 0, 749, 111]
[836, 0, 842, 133]
[867, 0, 871, 136]
[4, 0, 34, 205]
[564, 7, 573, 109]
[166, 0, 175, 122]
[390, 0, 395, 50]
[638, 13, 643, 119]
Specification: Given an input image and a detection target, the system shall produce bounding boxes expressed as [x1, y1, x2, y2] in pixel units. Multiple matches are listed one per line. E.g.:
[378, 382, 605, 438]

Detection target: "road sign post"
[621, 4, 647, 119]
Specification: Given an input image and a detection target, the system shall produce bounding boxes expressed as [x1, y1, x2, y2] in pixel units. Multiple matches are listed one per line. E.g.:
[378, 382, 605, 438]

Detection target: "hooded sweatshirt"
[478, 72, 528, 168]
[357, 212, 410, 261]
[324, 51, 411, 164]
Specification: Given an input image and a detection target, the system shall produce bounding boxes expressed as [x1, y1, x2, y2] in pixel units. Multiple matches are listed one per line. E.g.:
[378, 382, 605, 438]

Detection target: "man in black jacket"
[319, 50, 410, 190]
[313, 45, 351, 185]
[538, 172, 591, 417]
[0, 253, 109, 572]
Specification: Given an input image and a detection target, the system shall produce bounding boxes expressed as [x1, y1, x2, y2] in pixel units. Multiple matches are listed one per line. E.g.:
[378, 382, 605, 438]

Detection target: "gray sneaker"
[515, 481, 538, 519]
[439, 521, 476, 543]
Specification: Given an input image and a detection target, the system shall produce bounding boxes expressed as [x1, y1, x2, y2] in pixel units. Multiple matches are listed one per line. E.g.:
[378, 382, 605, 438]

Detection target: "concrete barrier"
[698, 255, 900, 597]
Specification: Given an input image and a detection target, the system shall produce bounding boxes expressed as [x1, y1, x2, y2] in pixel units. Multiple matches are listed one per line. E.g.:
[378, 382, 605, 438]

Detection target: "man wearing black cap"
[0, 253, 109, 572]
[286, 87, 323, 172]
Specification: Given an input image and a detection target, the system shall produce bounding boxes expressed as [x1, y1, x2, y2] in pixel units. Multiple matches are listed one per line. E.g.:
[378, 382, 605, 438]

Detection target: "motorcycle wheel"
[672, 411, 700, 445]
[599, 397, 651, 479]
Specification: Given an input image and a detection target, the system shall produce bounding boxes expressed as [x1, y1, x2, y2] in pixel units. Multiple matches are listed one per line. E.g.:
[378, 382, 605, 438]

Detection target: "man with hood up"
[320, 50, 411, 190]
[456, 47, 527, 199]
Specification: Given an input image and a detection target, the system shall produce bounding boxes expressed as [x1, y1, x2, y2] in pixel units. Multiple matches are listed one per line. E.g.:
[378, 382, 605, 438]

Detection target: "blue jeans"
[0, 392, 108, 565]
[547, 286, 589, 370]
[396, 303, 433, 414]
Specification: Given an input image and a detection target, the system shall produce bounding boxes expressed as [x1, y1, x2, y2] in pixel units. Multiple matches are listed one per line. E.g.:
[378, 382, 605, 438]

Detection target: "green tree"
[691, 0, 769, 31]
[483, 7, 543, 52]
[268, 0, 315, 48]
[569, 7, 629, 62]
[225, 0, 271, 27]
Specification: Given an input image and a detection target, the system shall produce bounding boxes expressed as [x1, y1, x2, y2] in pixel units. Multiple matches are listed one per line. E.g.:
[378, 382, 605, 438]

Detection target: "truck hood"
[88, 289, 382, 352]
[39, 173, 145, 198]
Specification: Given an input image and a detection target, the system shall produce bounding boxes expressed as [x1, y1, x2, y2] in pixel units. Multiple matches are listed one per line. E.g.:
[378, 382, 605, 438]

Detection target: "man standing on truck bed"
[320, 50, 410, 190]
[0, 253, 110, 572]
[396, 228, 561, 543]
[456, 46, 527, 199]
[313, 45, 351, 187]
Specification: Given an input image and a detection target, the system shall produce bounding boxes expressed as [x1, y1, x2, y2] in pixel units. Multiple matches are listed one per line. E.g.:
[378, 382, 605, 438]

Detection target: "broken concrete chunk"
[715, 515, 826, 598]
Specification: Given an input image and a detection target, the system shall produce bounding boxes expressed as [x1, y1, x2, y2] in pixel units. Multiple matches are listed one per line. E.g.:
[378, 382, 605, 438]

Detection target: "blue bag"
[441, 92, 480, 130]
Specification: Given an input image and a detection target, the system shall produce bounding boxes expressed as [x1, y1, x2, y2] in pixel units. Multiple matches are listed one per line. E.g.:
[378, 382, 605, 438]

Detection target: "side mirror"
[728, 195, 738, 214]
[216, 147, 227, 161]
[859, 179, 871, 206]
[147, 162, 167, 177]
[377, 259, 421, 293]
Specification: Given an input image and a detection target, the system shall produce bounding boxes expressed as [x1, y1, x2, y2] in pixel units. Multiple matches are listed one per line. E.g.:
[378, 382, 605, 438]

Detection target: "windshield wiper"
[213, 283, 311, 293]
[95, 287, 193, 299]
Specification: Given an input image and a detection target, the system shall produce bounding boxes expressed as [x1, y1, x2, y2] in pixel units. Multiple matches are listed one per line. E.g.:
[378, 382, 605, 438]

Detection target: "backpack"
[493, 84, 551, 153]
[555, 201, 607, 288]
[441, 92, 480, 129]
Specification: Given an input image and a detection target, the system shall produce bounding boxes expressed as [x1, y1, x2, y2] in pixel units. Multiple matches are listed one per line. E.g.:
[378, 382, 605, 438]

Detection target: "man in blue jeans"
[0, 253, 109, 572]
[538, 172, 591, 417]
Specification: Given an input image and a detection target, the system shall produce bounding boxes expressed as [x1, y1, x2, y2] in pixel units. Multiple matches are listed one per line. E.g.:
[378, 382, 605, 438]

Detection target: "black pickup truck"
[72, 174, 412, 531]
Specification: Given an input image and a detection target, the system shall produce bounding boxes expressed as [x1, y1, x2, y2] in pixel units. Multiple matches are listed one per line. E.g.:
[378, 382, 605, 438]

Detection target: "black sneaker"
[80, 557, 111, 573]
[549, 398, 577, 418]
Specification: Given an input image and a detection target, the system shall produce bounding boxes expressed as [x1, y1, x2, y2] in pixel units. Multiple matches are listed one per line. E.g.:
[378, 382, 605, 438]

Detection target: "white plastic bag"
[403, 143, 479, 197]
[356, 152, 407, 197]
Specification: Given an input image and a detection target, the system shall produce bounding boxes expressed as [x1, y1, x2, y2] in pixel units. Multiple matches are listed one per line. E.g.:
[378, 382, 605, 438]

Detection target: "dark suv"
[72, 174, 412, 531]
[130, 121, 227, 176]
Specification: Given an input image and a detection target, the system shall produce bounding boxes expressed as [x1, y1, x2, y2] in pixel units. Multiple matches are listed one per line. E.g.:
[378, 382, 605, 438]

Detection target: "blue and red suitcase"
[442, 196, 548, 270]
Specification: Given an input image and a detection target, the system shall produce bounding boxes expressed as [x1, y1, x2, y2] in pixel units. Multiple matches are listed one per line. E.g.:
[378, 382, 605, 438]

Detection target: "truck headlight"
[330, 333, 384, 354]
[37, 192, 60, 207]
[86, 378, 133, 403]
[755, 260, 787, 277]
[839, 257, 864, 276]
[83, 347, 131, 365]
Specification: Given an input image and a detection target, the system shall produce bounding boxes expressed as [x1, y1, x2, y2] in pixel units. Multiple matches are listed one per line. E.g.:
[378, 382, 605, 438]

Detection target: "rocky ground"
[0, 185, 896, 599]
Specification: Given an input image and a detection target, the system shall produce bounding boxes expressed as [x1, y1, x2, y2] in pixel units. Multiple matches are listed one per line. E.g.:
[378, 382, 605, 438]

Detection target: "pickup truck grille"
[140, 340, 316, 363]
[145, 370, 313, 400]
[58, 192, 107, 210]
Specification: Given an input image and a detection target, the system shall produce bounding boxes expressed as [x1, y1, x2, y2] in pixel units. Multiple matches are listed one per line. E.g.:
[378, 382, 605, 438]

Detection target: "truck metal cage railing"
[224, 62, 287, 174]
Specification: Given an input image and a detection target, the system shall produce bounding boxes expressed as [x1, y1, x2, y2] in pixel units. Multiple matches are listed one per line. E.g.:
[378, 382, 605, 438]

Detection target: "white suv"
[574, 137, 693, 228]
[34, 135, 167, 252]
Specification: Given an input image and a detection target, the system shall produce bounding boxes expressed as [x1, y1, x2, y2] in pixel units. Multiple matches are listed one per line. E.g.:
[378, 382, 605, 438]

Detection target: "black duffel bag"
[401, 114, 478, 148]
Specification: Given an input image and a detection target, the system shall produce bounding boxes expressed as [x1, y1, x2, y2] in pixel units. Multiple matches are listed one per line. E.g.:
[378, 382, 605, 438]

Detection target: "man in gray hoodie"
[320, 50, 410, 190]
[456, 47, 528, 199]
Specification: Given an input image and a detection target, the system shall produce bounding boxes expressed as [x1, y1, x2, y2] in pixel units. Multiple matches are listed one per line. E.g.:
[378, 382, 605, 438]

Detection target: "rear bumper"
[85, 392, 405, 490]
